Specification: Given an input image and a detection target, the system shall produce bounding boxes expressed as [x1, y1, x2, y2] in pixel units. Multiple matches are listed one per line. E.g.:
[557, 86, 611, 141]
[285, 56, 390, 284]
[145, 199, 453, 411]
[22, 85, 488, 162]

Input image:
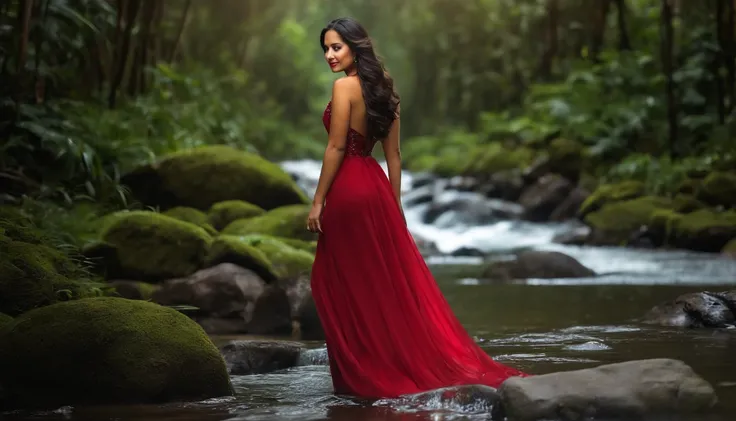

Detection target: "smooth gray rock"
[495, 359, 718, 421]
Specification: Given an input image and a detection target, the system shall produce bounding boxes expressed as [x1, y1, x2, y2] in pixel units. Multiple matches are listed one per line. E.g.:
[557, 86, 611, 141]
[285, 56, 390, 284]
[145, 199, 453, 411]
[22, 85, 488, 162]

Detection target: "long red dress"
[309, 102, 527, 399]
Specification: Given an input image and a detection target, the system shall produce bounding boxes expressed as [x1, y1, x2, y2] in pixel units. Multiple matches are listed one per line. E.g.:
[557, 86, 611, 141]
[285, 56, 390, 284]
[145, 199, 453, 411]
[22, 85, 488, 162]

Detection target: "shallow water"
[5, 161, 736, 420]
[5, 274, 736, 421]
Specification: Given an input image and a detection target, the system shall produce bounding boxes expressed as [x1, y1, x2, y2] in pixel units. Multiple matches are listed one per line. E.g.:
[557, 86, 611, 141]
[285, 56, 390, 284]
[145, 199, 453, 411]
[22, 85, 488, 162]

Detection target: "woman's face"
[323, 29, 355, 73]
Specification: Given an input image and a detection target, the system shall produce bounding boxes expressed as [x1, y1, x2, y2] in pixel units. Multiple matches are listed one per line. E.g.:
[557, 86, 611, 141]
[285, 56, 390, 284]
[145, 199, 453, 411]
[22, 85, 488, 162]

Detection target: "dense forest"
[0, 0, 734, 226]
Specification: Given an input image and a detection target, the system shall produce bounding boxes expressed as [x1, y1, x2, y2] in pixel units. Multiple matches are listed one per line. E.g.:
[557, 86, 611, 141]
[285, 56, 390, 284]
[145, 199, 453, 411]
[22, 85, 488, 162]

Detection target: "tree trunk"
[615, 0, 632, 50]
[538, 0, 559, 80]
[661, 0, 678, 157]
[590, 0, 612, 60]
[169, 0, 191, 62]
[108, 0, 141, 108]
[716, 0, 726, 123]
[726, 0, 735, 115]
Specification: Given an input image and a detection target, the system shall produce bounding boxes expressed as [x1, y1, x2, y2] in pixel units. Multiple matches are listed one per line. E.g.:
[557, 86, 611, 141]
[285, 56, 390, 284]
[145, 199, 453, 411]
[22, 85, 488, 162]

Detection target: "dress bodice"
[323, 101, 375, 157]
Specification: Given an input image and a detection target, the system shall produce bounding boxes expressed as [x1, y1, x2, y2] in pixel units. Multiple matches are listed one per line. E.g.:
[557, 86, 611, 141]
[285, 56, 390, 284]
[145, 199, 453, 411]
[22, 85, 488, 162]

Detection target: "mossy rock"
[584, 196, 673, 245]
[722, 238, 736, 256]
[578, 180, 646, 218]
[208, 200, 266, 231]
[236, 235, 315, 282]
[0, 313, 12, 329]
[671, 194, 707, 214]
[221, 204, 316, 242]
[277, 237, 318, 254]
[547, 138, 585, 180]
[120, 145, 308, 211]
[108, 280, 160, 300]
[204, 235, 278, 282]
[100, 211, 213, 282]
[675, 178, 702, 196]
[0, 236, 105, 316]
[163, 207, 217, 235]
[670, 209, 736, 252]
[648, 209, 684, 247]
[464, 144, 535, 176]
[0, 297, 233, 410]
[0, 205, 46, 244]
[696, 171, 736, 208]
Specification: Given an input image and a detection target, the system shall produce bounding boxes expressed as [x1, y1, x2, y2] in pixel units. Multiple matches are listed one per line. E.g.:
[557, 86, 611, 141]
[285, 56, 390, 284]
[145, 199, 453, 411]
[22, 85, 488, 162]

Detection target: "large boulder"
[545, 138, 585, 181]
[669, 209, 736, 252]
[640, 290, 736, 328]
[697, 171, 736, 208]
[0, 297, 233, 410]
[204, 235, 278, 282]
[222, 204, 316, 242]
[0, 209, 105, 316]
[723, 238, 736, 257]
[584, 196, 673, 246]
[495, 359, 718, 421]
[206, 235, 319, 337]
[578, 180, 645, 218]
[518, 174, 574, 222]
[219, 340, 306, 375]
[120, 146, 308, 211]
[152, 263, 292, 335]
[162, 206, 217, 235]
[482, 251, 595, 281]
[99, 211, 213, 282]
[207, 200, 266, 231]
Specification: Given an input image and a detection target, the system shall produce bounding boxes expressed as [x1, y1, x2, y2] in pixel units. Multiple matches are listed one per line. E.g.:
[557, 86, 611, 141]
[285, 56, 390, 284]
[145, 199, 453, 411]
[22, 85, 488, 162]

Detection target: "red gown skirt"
[309, 152, 527, 399]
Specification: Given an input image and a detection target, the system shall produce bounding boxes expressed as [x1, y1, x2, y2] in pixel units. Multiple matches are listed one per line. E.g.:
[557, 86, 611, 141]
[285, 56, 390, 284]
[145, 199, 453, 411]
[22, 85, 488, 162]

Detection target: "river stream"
[4, 160, 736, 421]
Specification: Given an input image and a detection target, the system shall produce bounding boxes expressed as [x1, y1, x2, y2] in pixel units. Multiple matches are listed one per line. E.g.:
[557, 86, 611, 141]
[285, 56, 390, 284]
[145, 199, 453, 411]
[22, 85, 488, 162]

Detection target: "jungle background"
[2, 1, 736, 416]
[3, 0, 734, 209]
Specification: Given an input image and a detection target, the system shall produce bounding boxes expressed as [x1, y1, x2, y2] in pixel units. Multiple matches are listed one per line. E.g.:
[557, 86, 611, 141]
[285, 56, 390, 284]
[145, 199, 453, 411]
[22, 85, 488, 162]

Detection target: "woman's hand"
[307, 202, 324, 233]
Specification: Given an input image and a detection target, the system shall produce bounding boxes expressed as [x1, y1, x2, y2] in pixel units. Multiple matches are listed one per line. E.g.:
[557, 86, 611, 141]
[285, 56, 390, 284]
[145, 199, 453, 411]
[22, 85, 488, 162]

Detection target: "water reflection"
[4, 282, 736, 421]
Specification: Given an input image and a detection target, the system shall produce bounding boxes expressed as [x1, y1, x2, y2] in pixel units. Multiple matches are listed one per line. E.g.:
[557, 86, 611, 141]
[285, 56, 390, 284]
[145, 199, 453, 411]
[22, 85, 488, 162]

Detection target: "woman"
[307, 17, 527, 399]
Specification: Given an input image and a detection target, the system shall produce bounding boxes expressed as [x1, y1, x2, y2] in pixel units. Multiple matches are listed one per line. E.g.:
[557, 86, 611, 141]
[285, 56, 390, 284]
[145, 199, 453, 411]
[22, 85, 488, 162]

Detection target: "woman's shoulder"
[332, 76, 362, 98]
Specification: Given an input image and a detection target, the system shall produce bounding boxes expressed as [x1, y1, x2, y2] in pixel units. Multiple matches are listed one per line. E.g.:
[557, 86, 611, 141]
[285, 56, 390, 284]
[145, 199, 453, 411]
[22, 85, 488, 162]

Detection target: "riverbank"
[2, 144, 736, 419]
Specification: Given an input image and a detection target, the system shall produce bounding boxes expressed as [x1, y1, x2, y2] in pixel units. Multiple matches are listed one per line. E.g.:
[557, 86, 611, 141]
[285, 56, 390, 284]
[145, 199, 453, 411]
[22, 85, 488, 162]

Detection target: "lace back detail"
[322, 102, 375, 157]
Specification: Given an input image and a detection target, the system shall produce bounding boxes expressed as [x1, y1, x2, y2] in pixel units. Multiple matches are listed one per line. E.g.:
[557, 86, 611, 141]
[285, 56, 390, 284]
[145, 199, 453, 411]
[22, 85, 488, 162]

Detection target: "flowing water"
[4, 160, 736, 421]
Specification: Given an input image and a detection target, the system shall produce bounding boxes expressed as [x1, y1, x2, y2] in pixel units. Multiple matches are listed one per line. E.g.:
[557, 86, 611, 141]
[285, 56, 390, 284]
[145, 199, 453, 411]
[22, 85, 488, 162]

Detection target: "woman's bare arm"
[383, 106, 403, 221]
[312, 78, 351, 207]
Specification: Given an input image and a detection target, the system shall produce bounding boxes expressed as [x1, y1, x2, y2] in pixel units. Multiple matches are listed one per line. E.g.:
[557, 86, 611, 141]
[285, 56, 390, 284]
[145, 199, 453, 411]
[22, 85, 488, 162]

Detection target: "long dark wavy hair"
[320, 17, 400, 142]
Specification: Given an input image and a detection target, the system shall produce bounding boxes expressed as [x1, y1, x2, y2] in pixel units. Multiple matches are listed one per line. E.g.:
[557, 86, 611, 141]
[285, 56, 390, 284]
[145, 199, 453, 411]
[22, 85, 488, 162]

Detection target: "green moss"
[0, 236, 105, 316]
[547, 138, 585, 179]
[676, 178, 702, 196]
[722, 238, 736, 255]
[109, 281, 159, 300]
[101, 211, 213, 282]
[121, 145, 309, 211]
[207, 200, 266, 231]
[405, 154, 441, 174]
[670, 209, 736, 252]
[584, 196, 673, 245]
[648, 209, 684, 246]
[163, 207, 217, 235]
[578, 180, 646, 217]
[671, 194, 706, 213]
[221, 204, 316, 242]
[697, 171, 736, 208]
[0, 313, 13, 329]
[204, 235, 277, 282]
[278, 238, 318, 254]
[0, 206, 45, 244]
[235, 235, 315, 282]
[464, 144, 535, 175]
[0, 297, 233, 410]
